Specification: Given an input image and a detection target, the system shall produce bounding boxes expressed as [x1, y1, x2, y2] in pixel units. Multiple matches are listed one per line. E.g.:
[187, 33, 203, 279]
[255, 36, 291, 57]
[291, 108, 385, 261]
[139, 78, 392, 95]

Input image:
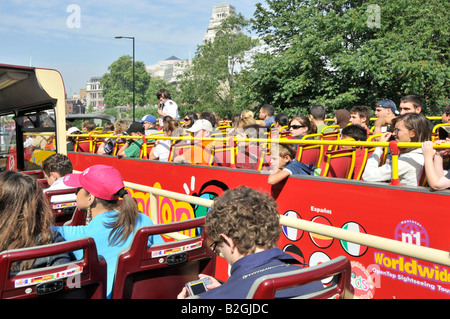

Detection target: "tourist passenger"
[372, 99, 399, 135]
[268, 143, 316, 185]
[238, 110, 256, 128]
[157, 88, 179, 125]
[177, 186, 322, 299]
[200, 111, 222, 136]
[101, 122, 114, 134]
[334, 109, 351, 130]
[309, 105, 330, 134]
[422, 138, 450, 190]
[97, 119, 129, 156]
[117, 122, 145, 158]
[84, 121, 96, 133]
[274, 113, 289, 131]
[182, 112, 198, 129]
[226, 113, 242, 136]
[350, 105, 371, 136]
[441, 104, 450, 124]
[42, 153, 76, 203]
[54, 165, 163, 298]
[255, 104, 275, 129]
[0, 171, 72, 272]
[399, 95, 423, 115]
[235, 124, 263, 170]
[66, 126, 81, 152]
[362, 113, 431, 186]
[149, 119, 178, 162]
[288, 116, 317, 140]
[341, 124, 368, 145]
[399, 95, 434, 130]
[174, 119, 214, 165]
[139, 115, 160, 135]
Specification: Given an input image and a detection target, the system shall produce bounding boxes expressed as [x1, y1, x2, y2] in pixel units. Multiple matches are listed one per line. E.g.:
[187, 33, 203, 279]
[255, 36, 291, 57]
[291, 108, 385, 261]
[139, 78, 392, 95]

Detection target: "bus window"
[0, 115, 15, 171]
[15, 110, 56, 171]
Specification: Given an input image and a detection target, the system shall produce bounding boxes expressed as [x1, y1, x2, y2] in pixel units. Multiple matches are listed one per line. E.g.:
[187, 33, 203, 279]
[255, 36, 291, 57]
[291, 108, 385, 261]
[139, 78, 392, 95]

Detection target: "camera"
[438, 126, 450, 140]
[185, 277, 212, 296]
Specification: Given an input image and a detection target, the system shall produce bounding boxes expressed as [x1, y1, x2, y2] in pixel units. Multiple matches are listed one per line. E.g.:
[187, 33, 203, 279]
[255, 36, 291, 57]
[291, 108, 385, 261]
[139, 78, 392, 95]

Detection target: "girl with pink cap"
[54, 164, 163, 298]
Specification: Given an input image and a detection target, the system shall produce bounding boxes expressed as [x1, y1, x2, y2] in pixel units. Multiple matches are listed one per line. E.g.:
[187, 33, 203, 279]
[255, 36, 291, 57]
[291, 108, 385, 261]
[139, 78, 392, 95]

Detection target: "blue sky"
[0, 1, 261, 96]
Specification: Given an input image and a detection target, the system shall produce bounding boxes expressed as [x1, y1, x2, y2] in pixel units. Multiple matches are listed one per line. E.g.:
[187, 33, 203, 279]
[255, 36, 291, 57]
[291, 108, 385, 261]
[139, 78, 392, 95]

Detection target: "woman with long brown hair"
[0, 171, 72, 271]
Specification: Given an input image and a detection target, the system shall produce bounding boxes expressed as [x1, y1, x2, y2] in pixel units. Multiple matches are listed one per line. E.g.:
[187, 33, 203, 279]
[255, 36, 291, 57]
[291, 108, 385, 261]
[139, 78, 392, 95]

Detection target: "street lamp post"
[115, 36, 135, 122]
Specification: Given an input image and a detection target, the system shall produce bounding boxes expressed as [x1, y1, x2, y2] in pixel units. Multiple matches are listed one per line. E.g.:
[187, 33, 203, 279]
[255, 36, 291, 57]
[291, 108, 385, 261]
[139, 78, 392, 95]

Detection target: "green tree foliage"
[101, 55, 151, 108]
[101, 55, 175, 120]
[241, 0, 449, 116]
[177, 14, 259, 119]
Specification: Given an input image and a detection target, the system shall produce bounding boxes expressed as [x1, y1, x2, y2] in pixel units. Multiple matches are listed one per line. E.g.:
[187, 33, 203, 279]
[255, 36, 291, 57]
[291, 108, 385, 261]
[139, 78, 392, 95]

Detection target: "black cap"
[125, 122, 144, 135]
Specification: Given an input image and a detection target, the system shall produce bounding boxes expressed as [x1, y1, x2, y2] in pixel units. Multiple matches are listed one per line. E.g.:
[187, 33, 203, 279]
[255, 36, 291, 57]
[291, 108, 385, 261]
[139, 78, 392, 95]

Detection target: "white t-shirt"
[43, 177, 77, 203]
[152, 139, 172, 162]
[159, 99, 179, 125]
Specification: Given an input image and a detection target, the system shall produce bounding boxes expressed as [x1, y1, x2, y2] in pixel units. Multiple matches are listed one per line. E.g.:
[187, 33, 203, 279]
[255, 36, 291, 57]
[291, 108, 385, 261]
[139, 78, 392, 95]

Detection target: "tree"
[177, 14, 259, 119]
[241, 0, 449, 116]
[101, 55, 151, 108]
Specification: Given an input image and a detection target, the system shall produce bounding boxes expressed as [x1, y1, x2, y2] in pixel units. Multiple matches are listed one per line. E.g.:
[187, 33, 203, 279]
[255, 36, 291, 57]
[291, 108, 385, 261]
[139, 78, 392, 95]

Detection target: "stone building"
[203, 3, 242, 42]
[86, 76, 104, 109]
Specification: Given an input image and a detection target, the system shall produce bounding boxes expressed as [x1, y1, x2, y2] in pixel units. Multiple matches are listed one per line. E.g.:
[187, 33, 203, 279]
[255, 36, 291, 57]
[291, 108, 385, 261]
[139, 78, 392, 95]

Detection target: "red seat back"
[0, 237, 107, 299]
[74, 137, 91, 153]
[297, 145, 322, 167]
[320, 149, 356, 179]
[111, 217, 216, 299]
[248, 256, 353, 299]
[352, 148, 370, 180]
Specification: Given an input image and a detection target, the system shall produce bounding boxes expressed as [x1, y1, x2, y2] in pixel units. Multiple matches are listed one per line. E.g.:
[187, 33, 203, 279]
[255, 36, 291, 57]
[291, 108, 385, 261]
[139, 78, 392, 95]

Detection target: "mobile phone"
[185, 277, 212, 296]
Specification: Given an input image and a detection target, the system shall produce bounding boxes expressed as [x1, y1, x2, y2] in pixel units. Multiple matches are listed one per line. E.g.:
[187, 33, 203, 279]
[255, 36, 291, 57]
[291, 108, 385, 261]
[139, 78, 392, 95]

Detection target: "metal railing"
[123, 181, 450, 267]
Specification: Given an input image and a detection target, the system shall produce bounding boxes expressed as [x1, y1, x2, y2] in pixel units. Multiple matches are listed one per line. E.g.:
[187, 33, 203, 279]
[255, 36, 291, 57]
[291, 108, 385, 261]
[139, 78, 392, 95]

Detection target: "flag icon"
[309, 216, 334, 248]
[281, 211, 304, 241]
[340, 222, 368, 257]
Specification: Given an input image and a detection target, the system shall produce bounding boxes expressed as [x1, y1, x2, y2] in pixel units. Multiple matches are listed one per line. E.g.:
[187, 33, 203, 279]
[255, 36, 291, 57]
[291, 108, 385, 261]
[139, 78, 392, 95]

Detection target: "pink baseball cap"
[63, 165, 124, 200]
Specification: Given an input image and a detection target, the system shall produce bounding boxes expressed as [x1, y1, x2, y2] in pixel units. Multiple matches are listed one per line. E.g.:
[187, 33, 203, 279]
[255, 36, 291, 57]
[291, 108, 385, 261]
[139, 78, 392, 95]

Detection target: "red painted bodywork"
[68, 152, 450, 299]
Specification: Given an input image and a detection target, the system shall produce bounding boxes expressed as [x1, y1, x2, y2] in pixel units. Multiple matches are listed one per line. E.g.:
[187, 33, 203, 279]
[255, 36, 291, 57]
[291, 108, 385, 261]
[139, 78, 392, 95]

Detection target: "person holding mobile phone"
[177, 186, 322, 299]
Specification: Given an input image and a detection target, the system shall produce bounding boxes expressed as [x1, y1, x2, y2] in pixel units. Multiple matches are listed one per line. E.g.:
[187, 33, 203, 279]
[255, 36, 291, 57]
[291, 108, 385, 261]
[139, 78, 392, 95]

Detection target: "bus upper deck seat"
[44, 188, 78, 226]
[0, 237, 107, 299]
[256, 149, 271, 171]
[246, 256, 353, 299]
[320, 148, 356, 179]
[111, 217, 216, 299]
[74, 137, 92, 153]
[168, 142, 193, 162]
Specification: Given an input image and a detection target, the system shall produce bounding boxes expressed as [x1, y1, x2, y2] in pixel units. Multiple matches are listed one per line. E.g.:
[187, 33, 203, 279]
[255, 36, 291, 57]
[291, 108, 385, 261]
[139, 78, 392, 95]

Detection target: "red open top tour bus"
[1, 63, 449, 299]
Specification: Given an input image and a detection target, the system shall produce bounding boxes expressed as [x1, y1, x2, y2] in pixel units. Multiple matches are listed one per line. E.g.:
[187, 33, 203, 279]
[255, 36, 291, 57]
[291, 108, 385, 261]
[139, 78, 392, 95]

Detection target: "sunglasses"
[289, 125, 306, 130]
[184, 118, 190, 121]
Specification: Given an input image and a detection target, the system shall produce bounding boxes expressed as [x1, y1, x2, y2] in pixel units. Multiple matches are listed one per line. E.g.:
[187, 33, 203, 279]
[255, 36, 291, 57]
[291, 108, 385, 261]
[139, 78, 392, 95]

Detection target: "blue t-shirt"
[263, 116, 275, 128]
[198, 248, 322, 299]
[54, 211, 163, 298]
[283, 159, 310, 176]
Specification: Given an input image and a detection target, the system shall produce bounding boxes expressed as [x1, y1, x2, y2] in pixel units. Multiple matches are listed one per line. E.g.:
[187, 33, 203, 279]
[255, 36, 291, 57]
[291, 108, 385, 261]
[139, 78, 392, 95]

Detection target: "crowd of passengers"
[5, 90, 450, 299]
[1, 154, 322, 299]
[63, 92, 450, 190]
